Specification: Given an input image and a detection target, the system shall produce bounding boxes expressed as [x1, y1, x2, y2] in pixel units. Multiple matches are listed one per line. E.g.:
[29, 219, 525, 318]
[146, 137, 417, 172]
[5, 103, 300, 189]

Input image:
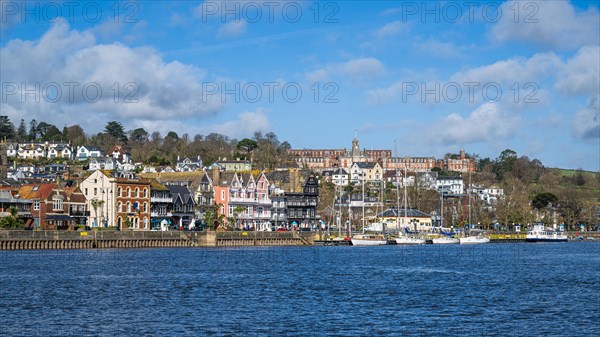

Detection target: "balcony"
[70, 211, 90, 217]
[151, 197, 173, 203]
[151, 211, 172, 217]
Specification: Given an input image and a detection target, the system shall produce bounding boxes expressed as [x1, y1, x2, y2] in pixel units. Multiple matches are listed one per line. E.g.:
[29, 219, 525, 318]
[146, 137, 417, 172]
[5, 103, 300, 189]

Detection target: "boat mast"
[468, 170, 472, 232]
[404, 159, 408, 231]
[362, 172, 365, 234]
[394, 140, 399, 232]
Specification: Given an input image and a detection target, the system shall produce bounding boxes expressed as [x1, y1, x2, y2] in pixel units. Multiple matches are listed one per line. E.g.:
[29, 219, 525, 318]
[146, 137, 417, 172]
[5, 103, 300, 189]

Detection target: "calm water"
[1, 243, 599, 336]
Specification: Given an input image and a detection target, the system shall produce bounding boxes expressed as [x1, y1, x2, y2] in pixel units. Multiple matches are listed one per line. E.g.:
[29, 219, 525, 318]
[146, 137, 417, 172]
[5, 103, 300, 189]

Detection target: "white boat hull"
[459, 236, 490, 244]
[395, 237, 426, 245]
[351, 239, 387, 246]
[432, 237, 460, 244]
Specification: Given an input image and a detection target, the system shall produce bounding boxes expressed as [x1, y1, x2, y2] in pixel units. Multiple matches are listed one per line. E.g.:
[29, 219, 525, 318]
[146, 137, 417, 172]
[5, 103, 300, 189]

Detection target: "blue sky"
[1, 0, 599, 170]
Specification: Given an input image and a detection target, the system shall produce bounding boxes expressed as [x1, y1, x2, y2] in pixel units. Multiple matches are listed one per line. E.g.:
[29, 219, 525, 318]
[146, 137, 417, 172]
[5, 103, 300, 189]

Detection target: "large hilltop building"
[288, 133, 449, 173]
[288, 132, 391, 170]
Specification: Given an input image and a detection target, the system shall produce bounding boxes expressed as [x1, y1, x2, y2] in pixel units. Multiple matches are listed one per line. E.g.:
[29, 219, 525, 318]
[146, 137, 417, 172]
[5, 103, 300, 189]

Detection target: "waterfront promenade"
[0, 230, 315, 250]
[0, 230, 597, 250]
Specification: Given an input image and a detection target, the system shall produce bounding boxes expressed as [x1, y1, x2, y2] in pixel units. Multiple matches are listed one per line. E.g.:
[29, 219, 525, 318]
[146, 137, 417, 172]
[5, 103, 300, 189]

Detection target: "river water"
[1, 243, 599, 336]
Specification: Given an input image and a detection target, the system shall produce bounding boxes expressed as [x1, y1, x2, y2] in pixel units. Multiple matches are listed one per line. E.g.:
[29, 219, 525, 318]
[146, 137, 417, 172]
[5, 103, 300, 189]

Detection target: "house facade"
[77, 146, 104, 160]
[284, 174, 319, 229]
[436, 176, 464, 195]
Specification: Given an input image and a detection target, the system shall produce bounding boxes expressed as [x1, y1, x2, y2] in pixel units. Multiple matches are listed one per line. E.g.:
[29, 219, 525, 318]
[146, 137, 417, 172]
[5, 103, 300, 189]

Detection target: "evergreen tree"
[104, 121, 128, 143]
[16, 119, 27, 142]
[0, 116, 15, 140]
[29, 119, 38, 140]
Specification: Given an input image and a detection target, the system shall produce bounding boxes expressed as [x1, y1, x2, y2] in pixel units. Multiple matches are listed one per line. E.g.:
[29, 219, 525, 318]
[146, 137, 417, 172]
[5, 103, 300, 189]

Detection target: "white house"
[176, 156, 203, 172]
[332, 168, 349, 186]
[80, 170, 116, 228]
[350, 162, 383, 184]
[47, 144, 73, 160]
[77, 146, 104, 160]
[435, 176, 464, 195]
[17, 144, 45, 159]
[6, 143, 18, 157]
[88, 157, 118, 171]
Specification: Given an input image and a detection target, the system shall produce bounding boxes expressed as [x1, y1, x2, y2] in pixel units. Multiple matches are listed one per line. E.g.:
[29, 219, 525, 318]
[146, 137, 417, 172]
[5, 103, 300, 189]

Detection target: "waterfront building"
[148, 179, 173, 229]
[284, 174, 319, 229]
[17, 183, 87, 230]
[165, 184, 196, 229]
[375, 208, 433, 231]
[114, 174, 151, 230]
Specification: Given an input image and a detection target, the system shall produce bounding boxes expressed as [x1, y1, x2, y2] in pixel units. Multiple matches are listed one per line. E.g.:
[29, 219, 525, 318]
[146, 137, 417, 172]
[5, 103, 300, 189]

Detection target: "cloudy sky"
[1, 0, 599, 170]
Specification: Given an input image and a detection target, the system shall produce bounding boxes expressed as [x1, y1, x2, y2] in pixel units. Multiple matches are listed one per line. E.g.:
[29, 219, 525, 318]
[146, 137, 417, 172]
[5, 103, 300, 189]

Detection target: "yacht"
[432, 236, 460, 244]
[459, 234, 490, 244]
[350, 234, 387, 246]
[526, 224, 567, 242]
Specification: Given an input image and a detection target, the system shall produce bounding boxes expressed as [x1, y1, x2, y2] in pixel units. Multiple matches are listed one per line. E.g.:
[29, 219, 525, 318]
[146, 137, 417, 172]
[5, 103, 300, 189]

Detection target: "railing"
[151, 197, 173, 203]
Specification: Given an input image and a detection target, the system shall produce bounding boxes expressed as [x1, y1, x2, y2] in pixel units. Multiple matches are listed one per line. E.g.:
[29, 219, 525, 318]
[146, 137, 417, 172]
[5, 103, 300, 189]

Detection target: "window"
[143, 188, 147, 198]
[221, 191, 225, 200]
[93, 188, 97, 196]
[118, 187, 122, 197]
[118, 202, 122, 212]
[135, 188, 139, 198]
[127, 188, 131, 197]
[53, 197, 63, 211]
[143, 202, 147, 213]
[127, 202, 131, 212]
[33, 200, 40, 210]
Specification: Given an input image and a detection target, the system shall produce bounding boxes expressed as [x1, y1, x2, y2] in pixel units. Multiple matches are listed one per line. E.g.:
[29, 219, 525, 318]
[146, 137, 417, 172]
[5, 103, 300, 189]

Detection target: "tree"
[29, 119, 38, 140]
[104, 121, 128, 143]
[38, 123, 62, 141]
[0, 116, 15, 140]
[0, 207, 22, 229]
[90, 199, 105, 227]
[64, 125, 87, 146]
[16, 119, 27, 141]
[532, 192, 558, 209]
[237, 138, 257, 154]
[129, 128, 148, 143]
[574, 169, 586, 186]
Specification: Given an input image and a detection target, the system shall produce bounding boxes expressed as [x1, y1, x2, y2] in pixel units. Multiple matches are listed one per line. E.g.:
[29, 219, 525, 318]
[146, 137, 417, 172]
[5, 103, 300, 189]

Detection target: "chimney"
[211, 166, 220, 186]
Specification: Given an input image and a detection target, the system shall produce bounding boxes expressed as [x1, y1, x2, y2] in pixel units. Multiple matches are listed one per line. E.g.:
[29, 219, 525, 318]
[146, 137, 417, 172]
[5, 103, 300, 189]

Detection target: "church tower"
[351, 130, 360, 158]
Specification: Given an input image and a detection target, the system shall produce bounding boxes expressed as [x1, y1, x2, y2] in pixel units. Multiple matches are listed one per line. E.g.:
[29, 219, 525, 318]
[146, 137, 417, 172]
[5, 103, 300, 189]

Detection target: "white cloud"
[555, 46, 600, 96]
[198, 109, 271, 138]
[573, 96, 600, 141]
[491, 1, 600, 50]
[376, 21, 409, 38]
[217, 20, 247, 39]
[305, 57, 385, 83]
[450, 52, 562, 84]
[0, 20, 224, 133]
[428, 103, 518, 145]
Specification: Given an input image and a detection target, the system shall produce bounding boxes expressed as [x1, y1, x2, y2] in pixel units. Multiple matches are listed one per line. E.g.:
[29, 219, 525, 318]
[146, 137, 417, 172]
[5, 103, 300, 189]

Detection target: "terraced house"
[214, 172, 272, 230]
[17, 183, 87, 230]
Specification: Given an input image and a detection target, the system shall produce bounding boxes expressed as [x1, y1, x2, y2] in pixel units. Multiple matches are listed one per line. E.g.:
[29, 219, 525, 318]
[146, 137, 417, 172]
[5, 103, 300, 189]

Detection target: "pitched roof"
[165, 184, 194, 204]
[377, 208, 431, 218]
[17, 183, 57, 200]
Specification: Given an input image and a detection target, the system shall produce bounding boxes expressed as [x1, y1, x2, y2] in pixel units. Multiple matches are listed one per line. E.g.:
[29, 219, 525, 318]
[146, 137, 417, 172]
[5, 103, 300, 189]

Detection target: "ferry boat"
[526, 224, 567, 242]
[350, 234, 387, 246]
